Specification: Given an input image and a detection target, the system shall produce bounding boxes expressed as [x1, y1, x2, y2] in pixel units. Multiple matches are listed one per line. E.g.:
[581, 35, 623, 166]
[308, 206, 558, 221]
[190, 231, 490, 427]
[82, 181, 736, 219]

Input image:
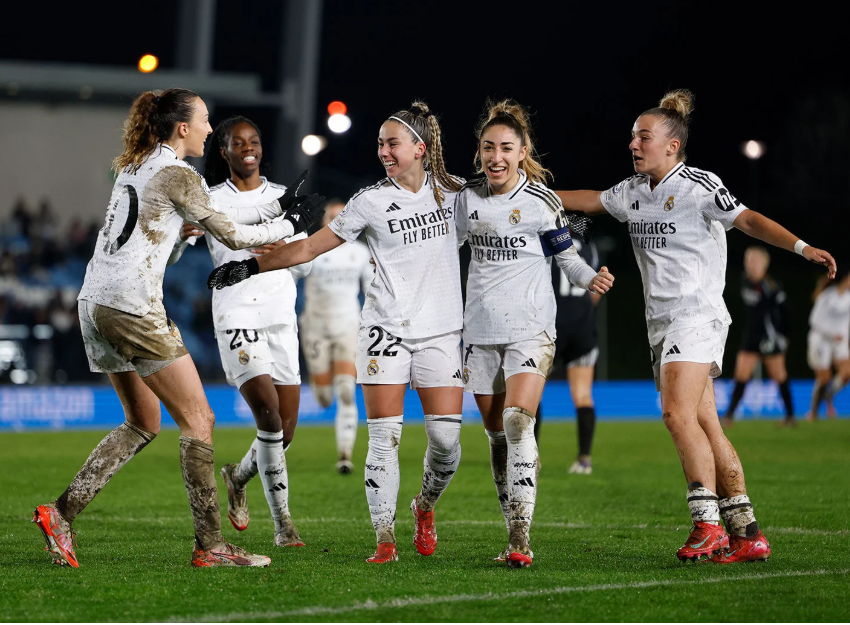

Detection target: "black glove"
[278, 170, 309, 213]
[282, 193, 327, 235]
[207, 257, 259, 290]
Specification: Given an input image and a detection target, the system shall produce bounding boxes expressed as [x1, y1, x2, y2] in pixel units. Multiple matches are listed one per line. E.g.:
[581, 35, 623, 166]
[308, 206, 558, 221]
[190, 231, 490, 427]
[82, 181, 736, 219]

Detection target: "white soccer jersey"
[809, 287, 850, 341]
[600, 162, 747, 345]
[327, 173, 464, 339]
[78, 144, 292, 316]
[301, 240, 372, 327]
[205, 178, 311, 329]
[457, 170, 569, 344]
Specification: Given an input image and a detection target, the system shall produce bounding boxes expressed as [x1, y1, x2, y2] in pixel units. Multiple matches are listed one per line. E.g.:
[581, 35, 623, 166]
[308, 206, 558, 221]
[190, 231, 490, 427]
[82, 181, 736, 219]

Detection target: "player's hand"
[250, 240, 286, 256]
[278, 170, 310, 213]
[207, 258, 259, 290]
[180, 222, 204, 241]
[802, 246, 837, 279]
[589, 266, 614, 294]
[282, 193, 327, 235]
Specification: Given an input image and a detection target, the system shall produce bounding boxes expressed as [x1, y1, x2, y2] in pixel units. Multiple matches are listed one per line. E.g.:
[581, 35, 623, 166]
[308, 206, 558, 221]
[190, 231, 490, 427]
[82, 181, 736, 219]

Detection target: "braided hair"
[203, 116, 265, 187]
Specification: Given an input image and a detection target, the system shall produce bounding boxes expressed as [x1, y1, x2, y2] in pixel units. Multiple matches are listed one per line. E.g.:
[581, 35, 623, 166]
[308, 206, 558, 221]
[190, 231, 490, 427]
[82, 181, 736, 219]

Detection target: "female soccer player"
[556, 89, 835, 564]
[209, 101, 466, 564]
[456, 100, 613, 568]
[33, 89, 323, 568]
[721, 246, 794, 427]
[805, 268, 850, 420]
[172, 115, 313, 548]
[298, 199, 373, 474]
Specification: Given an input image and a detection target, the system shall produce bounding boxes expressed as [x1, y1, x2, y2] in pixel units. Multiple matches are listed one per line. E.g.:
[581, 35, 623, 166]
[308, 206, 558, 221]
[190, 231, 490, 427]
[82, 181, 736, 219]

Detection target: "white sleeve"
[285, 231, 312, 279]
[695, 172, 748, 230]
[599, 178, 634, 223]
[554, 245, 598, 291]
[328, 196, 369, 243]
[455, 190, 469, 248]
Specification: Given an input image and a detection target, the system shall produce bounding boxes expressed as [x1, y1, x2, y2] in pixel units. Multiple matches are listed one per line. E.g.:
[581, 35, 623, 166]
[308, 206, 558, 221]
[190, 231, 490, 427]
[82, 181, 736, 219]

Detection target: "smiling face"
[377, 121, 425, 179]
[479, 124, 527, 194]
[181, 97, 213, 158]
[628, 115, 680, 184]
[221, 122, 262, 180]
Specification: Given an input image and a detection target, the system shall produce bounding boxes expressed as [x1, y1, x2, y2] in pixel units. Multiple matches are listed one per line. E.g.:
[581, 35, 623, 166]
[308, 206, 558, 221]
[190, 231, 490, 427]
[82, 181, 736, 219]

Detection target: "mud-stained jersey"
[809, 286, 850, 342]
[206, 177, 310, 329]
[302, 240, 372, 328]
[327, 173, 463, 339]
[600, 162, 748, 345]
[78, 144, 293, 316]
[457, 170, 577, 344]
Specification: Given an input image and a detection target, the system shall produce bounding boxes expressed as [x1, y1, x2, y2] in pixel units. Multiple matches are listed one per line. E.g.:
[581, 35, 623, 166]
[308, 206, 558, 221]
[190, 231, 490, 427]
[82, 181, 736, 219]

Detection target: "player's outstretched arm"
[554, 190, 608, 216]
[208, 226, 344, 290]
[733, 209, 836, 278]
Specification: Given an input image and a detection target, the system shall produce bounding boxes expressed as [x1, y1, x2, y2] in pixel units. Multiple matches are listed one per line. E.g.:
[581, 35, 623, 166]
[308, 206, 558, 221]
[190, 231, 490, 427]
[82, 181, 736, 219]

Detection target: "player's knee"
[312, 383, 334, 408]
[424, 416, 461, 457]
[333, 374, 357, 406]
[503, 406, 536, 443]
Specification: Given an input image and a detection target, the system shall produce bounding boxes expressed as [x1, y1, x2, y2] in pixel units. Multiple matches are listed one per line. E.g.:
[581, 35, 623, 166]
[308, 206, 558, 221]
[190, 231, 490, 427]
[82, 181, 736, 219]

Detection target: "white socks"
[333, 375, 358, 461]
[417, 414, 462, 511]
[365, 417, 403, 544]
[234, 430, 293, 534]
[485, 429, 510, 530]
[687, 482, 721, 524]
[503, 407, 538, 550]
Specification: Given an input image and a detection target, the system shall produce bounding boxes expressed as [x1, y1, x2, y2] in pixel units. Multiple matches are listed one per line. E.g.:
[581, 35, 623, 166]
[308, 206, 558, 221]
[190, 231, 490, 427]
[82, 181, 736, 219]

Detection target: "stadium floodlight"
[327, 101, 347, 116]
[138, 54, 159, 73]
[302, 134, 328, 156]
[742, 140, 765, 160]
[327, 113, 351, 134]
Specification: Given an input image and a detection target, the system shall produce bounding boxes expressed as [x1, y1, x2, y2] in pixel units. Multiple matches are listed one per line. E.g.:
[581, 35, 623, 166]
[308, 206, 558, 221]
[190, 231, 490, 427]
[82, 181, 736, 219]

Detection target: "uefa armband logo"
[509, 209, 521, 225]
[367, 359, 379, 376]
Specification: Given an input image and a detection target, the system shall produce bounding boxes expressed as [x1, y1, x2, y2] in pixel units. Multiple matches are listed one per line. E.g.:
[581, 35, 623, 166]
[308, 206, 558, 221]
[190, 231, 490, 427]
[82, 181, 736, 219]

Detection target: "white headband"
[389, 116, 425, 145]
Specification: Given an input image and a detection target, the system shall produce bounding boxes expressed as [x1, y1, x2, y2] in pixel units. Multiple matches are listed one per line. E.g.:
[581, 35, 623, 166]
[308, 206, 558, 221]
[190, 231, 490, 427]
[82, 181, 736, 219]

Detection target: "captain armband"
[539, 226, 574, 257]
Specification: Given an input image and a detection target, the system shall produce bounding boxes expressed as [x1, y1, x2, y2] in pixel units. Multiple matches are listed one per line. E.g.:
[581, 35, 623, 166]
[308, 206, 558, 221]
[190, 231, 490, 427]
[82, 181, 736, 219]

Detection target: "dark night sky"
[3, 0, 848, 377]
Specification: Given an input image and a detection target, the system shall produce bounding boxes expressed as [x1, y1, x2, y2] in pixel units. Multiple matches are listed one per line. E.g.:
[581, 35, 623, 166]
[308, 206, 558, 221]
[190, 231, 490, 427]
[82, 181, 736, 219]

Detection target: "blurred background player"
[544, 237, 602, 474]
[299, 199, 373, 474]
[457, 99, 612, 568]
[805, 267, 850, 421]
[34, 89, 318, 568]
[721, 245, 794, 428]
[208, 101, 467, 565]
[173, 115, 320, 549]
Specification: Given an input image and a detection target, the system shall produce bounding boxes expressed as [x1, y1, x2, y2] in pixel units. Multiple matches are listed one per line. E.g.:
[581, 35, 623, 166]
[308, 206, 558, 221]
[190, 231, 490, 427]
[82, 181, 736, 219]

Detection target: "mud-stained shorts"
[299, 315, 358, 376]
[79, 299, 188, 377]
[462, 331, 556, 395]
[650, 321, 728, 391]
[355, 327, 462, 388]
[215, 323, 301, 388]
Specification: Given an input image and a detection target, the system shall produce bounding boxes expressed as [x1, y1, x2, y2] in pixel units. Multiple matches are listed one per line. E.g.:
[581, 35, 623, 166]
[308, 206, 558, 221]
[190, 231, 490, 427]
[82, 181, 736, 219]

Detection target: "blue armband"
[539, 226, 573, 257]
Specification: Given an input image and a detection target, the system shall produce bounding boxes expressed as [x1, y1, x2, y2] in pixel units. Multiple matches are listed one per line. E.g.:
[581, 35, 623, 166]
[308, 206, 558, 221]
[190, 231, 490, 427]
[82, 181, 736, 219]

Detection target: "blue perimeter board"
[0, 380, 844, 431]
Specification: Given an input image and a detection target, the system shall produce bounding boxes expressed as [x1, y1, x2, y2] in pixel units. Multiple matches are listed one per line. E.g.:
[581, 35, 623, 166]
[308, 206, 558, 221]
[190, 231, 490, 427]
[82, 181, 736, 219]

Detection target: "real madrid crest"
[462, 367, 470, 384]
[509, 209, 521, 225]
[664, 196, 675, 212]
[367, 359, 379, 376]
[238, 350, 249, 366]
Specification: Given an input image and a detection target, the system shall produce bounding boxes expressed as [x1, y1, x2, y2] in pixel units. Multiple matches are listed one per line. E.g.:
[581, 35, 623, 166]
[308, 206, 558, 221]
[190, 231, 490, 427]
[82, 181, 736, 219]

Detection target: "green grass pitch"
[1, 419, 848, 622]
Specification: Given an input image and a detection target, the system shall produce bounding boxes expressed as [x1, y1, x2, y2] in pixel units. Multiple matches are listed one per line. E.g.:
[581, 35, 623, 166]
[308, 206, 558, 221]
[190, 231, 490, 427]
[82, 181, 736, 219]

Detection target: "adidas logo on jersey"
[452, 369, 462, 379]
[665, 345, 681, 356]
[386, 202, 402, 212]
[630, 200, 640, 210]
[469, 210, 479, 220]
[521, 358, 537, 368]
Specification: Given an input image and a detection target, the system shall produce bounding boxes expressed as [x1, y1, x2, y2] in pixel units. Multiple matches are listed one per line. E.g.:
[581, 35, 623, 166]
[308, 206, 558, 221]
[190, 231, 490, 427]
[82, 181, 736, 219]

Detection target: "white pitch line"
[52, 516, 850, 537]
[179, 567, 849, 622]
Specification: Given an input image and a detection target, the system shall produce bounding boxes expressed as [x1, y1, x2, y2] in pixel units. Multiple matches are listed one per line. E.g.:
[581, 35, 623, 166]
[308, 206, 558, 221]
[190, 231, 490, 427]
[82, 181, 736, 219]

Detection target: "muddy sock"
[485, 429, 510, 531]
[233, 438, 259, 486]
[687, 481, 720, 525]
[364, 416, 403, 544]
[179, 436, 223, 550]
[417, 414, 462, 511]
[576, 406, 596, 456]
[55, 421, 156, 523]
[719, 495, 759, 537]
[255, 430, 290, 533]
[504, 407, 538, 550]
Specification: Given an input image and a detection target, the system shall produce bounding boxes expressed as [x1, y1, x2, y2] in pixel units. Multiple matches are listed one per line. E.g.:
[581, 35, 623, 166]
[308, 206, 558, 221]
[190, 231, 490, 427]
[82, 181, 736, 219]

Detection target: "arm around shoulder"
[554, 190, 608, 216]
[257, 225, 344, 273]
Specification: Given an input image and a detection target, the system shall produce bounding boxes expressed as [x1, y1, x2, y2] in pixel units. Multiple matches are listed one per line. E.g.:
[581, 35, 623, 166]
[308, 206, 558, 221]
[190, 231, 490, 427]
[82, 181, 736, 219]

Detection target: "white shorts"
[215, 323, 301, 388]
[299, 315, 358, 376]
[355, 327, 463, 388]
[79, 299, 187, 378]
[807, 329, 850, 370]
[650, 321, 728, 391]
[462, 331, 556, 395]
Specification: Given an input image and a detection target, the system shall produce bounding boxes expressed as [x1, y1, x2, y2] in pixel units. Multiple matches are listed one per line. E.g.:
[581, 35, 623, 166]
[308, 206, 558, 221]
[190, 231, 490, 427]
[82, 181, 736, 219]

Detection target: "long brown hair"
[386, 101, 462, 210]
[473, 99, 551, 184]
[112, 88, 199, 174]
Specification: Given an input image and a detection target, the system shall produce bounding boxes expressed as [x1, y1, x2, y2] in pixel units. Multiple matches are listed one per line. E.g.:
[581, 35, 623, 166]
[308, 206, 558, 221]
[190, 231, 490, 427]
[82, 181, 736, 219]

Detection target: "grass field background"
[1, 419, 848, 622]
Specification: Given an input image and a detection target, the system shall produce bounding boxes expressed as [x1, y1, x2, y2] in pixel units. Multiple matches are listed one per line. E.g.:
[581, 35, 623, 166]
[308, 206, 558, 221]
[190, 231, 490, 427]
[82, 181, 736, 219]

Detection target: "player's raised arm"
[554, 190, 608, 216]
[732, 209, 836, 278]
